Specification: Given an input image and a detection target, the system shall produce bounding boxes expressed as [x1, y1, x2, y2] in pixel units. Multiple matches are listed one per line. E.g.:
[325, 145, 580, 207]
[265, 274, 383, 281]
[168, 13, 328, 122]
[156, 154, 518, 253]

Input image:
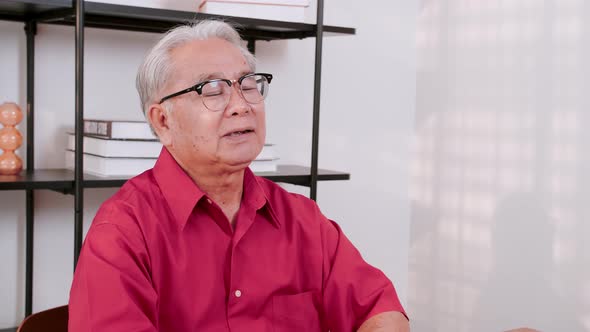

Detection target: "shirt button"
[234, 290, 242, 298]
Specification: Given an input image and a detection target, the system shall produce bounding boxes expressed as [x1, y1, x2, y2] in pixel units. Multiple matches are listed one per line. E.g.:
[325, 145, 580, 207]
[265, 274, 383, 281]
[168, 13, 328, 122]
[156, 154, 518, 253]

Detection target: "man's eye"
[202, 83, 224, 96]
[241, 82, 257, 90]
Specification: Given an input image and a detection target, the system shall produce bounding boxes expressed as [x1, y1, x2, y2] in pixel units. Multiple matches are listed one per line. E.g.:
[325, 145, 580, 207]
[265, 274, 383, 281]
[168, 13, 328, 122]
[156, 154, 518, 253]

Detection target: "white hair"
[135, 20, 256, 128]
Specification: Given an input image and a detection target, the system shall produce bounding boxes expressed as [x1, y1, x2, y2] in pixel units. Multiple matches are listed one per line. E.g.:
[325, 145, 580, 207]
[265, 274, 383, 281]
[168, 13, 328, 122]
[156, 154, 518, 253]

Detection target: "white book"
[257, 144, 278, 161]
[199, 0, 316, 23]
[65, 150, 157, 177]
[67, 133, 162, 158]
[250, 158, 278, 173]
[83, 119, 156, 140]
[204, 0, 309, 5]
[91, 0, 198, 11]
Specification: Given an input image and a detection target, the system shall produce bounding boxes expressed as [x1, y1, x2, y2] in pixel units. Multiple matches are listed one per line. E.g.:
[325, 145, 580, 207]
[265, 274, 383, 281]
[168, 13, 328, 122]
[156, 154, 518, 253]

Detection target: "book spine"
[83, 119, 112, 138]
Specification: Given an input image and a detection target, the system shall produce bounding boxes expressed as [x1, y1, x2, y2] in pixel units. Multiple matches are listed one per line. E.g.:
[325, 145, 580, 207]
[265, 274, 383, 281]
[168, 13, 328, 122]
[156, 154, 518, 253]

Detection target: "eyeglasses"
[158, 73, 273, 111]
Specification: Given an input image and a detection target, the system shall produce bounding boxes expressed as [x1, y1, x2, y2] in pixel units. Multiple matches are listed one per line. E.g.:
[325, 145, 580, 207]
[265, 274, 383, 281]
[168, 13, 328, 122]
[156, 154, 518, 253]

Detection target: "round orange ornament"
[0, 102, 24, 175]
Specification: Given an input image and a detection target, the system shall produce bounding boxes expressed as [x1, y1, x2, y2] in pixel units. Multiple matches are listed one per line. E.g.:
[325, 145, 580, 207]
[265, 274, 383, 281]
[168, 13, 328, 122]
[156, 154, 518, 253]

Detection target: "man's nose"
[225, 84, 251, 116]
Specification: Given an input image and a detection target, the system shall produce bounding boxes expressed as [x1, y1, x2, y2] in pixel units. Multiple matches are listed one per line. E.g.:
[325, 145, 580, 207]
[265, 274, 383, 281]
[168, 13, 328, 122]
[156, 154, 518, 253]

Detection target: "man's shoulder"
[254, 175, 324, 223]
[255, 176, 314, 205]
[93, 170, 160, 228]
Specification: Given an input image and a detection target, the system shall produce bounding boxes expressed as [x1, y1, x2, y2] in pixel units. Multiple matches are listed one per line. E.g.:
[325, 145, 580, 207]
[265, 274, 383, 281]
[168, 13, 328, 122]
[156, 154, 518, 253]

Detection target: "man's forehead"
[170, 38, 251, 81]
[172, 38, 244, 61]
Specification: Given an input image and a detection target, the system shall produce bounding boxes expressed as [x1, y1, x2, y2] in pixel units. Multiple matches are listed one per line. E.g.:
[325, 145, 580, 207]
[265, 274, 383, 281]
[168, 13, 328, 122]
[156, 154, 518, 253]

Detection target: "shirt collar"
[243, 167, 281, 228]
[153, 147, 206, 229]
[153, 147, 280, 229]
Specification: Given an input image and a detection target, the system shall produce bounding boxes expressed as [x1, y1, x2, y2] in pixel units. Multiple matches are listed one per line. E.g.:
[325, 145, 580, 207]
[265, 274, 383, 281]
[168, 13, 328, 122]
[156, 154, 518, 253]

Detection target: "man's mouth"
[225, 129, 254, 137]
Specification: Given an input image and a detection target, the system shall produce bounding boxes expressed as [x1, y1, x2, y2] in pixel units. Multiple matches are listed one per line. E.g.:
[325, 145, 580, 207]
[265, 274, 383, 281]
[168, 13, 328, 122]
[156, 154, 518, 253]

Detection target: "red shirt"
[69, 147, 405, 332]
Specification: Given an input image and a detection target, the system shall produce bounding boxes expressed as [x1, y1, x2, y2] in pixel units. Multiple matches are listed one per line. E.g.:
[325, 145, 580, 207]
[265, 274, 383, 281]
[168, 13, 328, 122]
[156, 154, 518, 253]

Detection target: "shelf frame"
[0, 0, 355, 324]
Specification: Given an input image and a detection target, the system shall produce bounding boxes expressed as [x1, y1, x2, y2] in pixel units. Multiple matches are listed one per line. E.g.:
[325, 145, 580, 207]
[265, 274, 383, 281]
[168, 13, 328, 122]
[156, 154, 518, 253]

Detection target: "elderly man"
[69, 20, 408, 331]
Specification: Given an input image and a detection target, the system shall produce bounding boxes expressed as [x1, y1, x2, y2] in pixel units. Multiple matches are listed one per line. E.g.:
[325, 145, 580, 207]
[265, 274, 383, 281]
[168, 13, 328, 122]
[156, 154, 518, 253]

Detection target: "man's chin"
[221, 158, 256, 171]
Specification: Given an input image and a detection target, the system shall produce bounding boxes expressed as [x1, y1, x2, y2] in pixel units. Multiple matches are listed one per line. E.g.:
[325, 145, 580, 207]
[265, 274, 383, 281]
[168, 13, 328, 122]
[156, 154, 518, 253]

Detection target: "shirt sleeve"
[320, 217, 407, 332]
[68, 218, 158, 332]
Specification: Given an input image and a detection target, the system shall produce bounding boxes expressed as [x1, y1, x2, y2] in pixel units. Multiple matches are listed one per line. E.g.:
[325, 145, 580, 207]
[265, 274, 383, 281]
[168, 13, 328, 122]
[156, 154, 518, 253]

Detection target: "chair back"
[17, 305, 68, 332]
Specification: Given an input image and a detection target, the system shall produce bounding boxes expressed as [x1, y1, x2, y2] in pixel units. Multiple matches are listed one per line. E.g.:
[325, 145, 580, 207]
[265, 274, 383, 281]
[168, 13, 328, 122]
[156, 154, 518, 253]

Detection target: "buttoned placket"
[225, 200, 260, 332]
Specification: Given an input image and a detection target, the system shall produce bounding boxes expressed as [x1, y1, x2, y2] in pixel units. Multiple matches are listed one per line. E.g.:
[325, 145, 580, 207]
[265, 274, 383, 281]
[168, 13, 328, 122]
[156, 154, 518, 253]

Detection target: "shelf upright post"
[310, 0, 325, 201]
[74, 0, 85, 269]
[24, 19, 37, 318]
[247, 39, 255, 54]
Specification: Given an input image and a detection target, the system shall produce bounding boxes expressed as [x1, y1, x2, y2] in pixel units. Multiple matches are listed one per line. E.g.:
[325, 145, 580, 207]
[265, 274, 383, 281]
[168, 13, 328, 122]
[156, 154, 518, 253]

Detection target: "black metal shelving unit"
[0, 0, 354, 328]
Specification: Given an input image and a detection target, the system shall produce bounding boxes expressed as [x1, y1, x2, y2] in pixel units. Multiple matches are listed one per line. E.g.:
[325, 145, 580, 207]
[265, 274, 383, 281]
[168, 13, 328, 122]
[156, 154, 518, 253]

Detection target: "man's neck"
[167, 147, 248, 227]
[186, 165, 245, 228]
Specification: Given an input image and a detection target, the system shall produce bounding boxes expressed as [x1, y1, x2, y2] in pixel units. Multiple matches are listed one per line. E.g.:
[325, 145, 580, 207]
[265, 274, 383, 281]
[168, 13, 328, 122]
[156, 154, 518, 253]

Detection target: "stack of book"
[65, 119, 280, 176]
[93, 0, 315, 22]
[252, 143, 279, 173]
[65, 119, 161, 177]
[197, 0, 315, 23]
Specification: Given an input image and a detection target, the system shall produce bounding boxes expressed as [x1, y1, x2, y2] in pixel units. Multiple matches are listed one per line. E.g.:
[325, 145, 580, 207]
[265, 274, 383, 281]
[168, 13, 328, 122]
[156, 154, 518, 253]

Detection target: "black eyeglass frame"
[158, 73, 274, 106]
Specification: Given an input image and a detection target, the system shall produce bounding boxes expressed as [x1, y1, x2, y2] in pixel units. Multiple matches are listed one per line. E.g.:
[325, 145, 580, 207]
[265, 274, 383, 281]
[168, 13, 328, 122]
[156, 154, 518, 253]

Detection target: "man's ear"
[147, 103, 173, 146]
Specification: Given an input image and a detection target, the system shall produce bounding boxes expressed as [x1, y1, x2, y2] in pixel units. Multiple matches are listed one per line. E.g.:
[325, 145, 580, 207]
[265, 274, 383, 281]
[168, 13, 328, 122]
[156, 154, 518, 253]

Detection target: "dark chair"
[17, 305, 68, 332]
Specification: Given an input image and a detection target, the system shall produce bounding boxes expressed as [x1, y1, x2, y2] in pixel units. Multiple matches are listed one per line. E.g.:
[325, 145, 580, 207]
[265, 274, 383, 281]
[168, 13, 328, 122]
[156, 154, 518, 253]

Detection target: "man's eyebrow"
[194, 71, 255, 83]
[238, 70, 254, 77]
[195, 72, 223, 83]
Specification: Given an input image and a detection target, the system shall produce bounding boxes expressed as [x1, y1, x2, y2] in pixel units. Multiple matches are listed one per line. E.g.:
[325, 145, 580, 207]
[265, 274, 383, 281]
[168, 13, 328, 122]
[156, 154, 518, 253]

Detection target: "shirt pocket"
[272, 291, 322, 332]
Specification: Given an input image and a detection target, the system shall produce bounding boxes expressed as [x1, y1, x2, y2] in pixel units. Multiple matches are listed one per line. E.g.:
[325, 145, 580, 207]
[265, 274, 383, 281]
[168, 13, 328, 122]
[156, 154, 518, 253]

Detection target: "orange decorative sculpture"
[0, 102, 24, 175]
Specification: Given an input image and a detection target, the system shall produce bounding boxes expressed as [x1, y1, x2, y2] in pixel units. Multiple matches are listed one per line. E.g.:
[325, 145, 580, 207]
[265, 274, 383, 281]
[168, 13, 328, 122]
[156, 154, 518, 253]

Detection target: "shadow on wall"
[469, 193, 584, 331]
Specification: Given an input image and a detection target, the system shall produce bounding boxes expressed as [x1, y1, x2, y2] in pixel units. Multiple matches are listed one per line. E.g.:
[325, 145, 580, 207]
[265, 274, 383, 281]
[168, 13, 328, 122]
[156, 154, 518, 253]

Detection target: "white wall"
[410, 0, 590, 331]
[0, 0, 417, 328]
